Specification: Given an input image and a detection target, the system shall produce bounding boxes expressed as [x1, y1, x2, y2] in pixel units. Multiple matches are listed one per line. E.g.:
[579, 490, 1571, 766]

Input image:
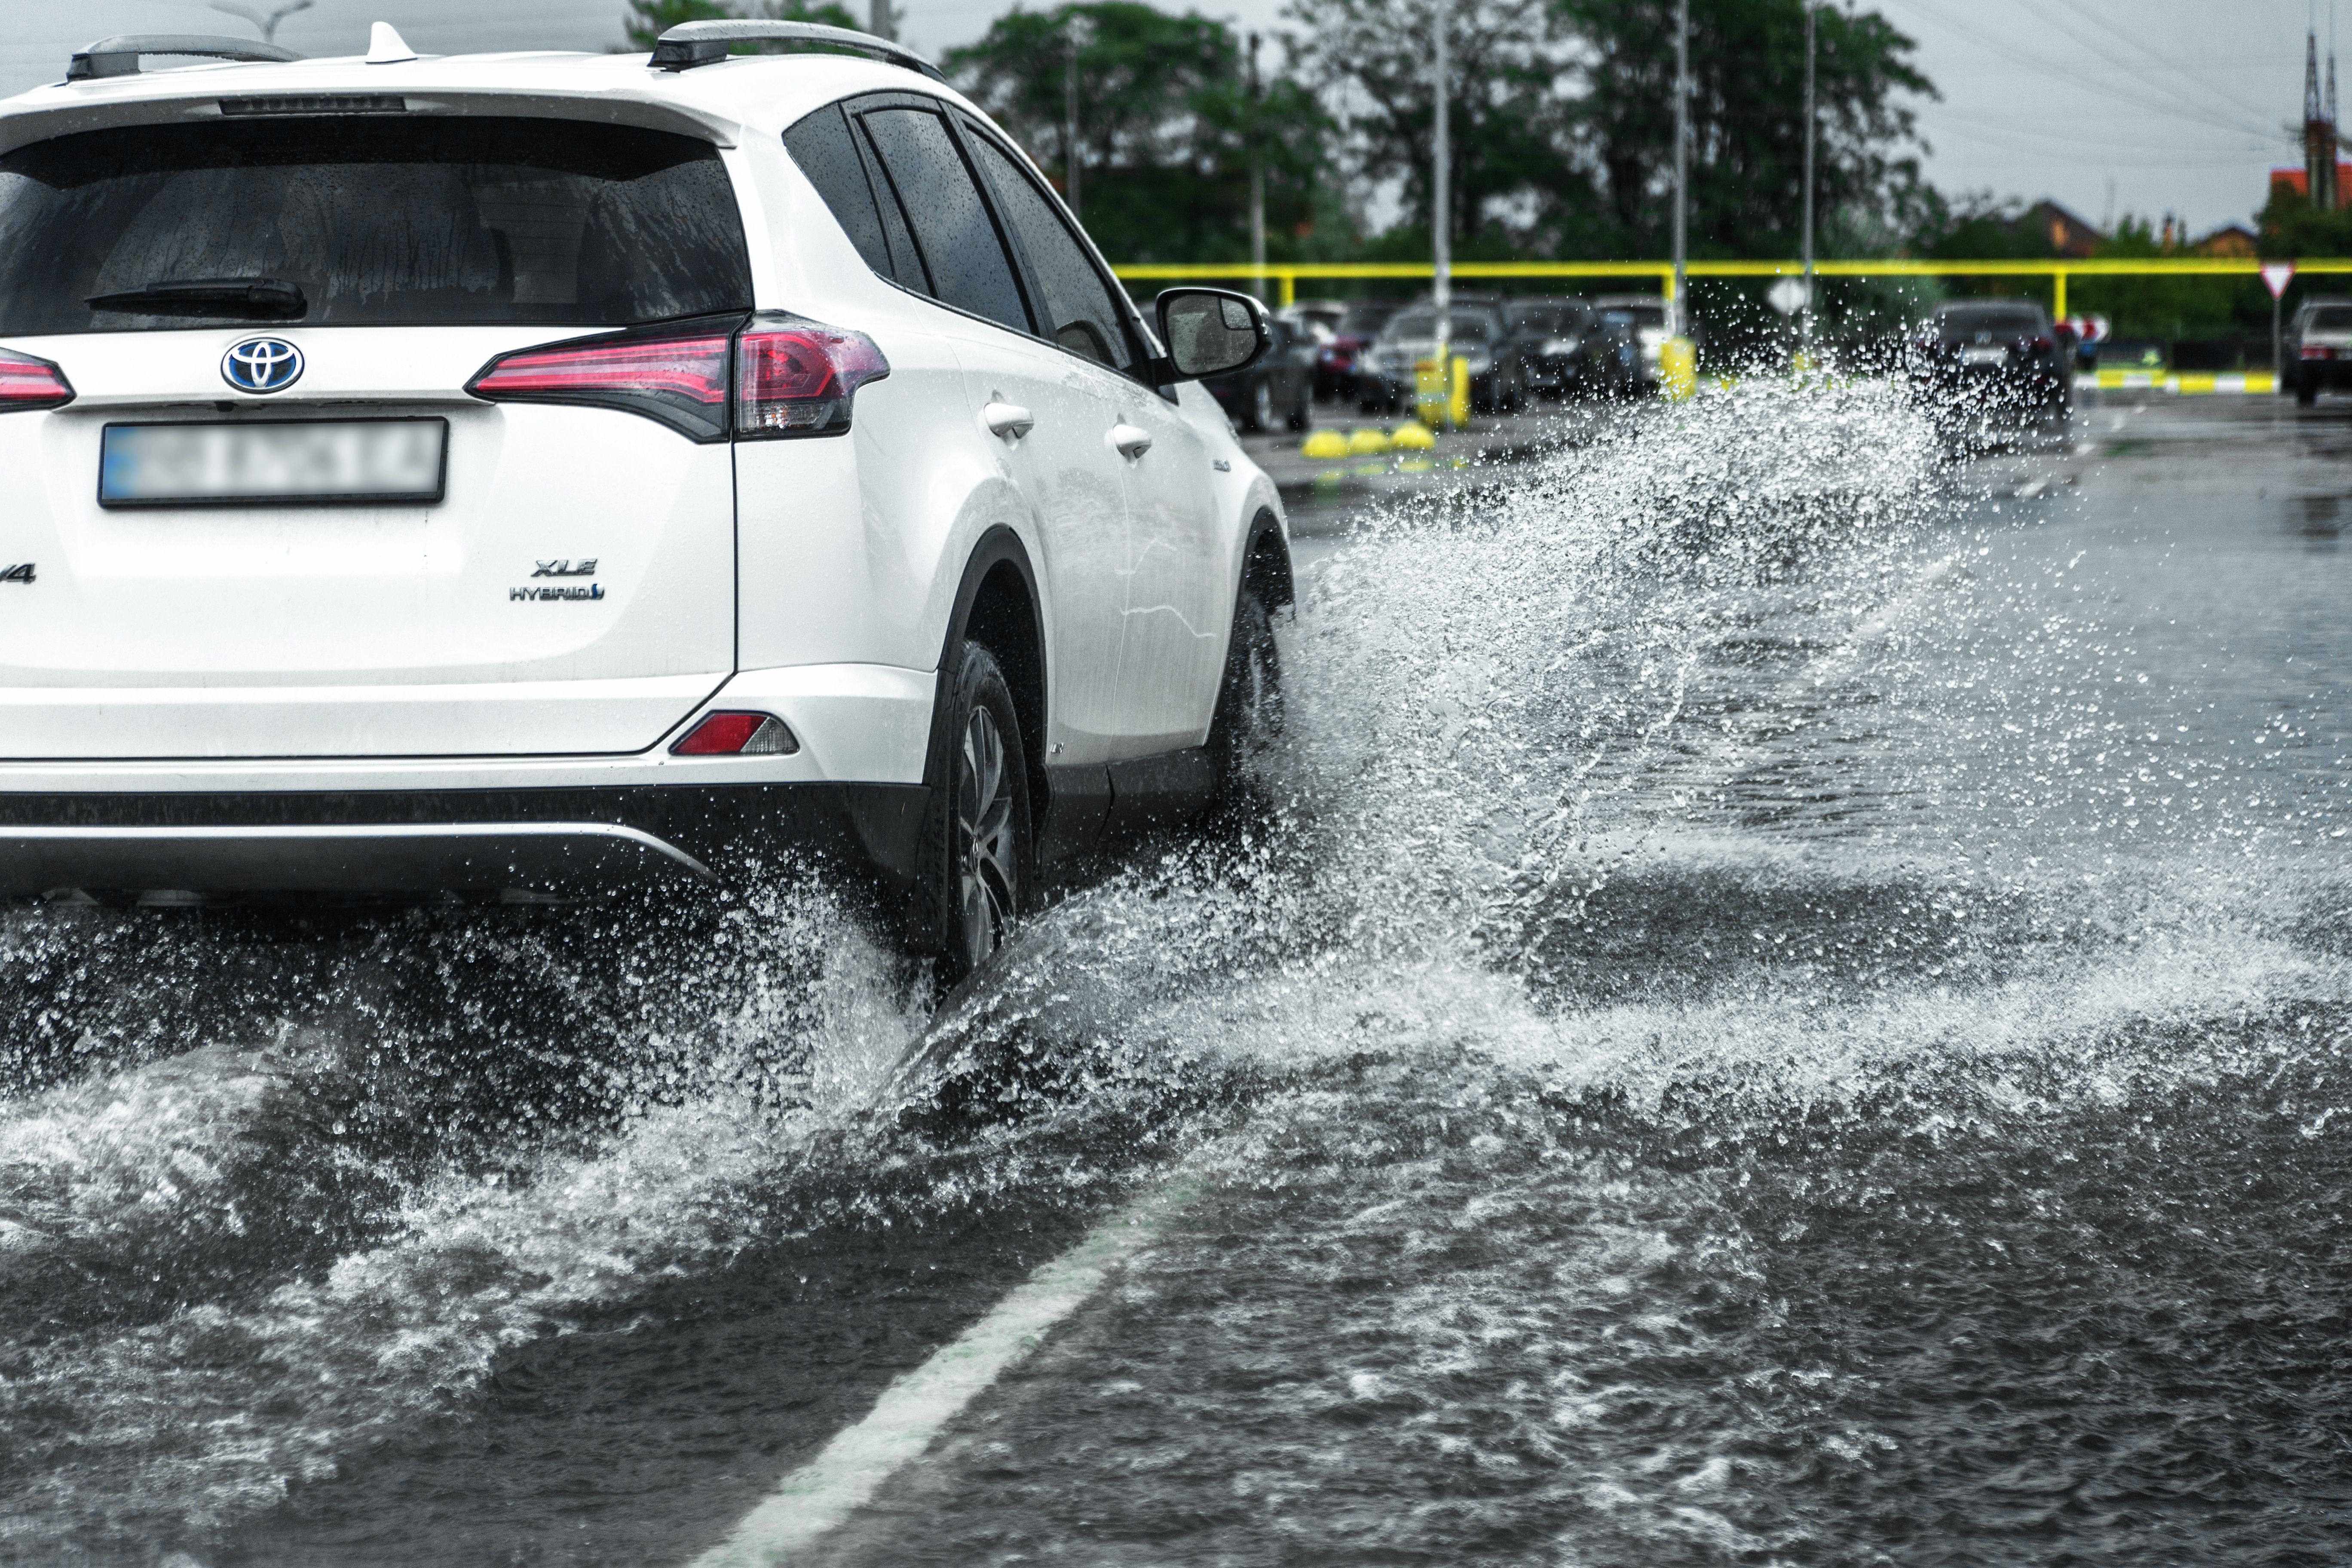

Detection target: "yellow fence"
[1113, 257, 2352, 317]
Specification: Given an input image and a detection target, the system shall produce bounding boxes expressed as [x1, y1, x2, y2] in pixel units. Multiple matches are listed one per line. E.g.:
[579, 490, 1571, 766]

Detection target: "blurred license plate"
[1962, 346, 2008, 366]
[99, 419, 447, 507]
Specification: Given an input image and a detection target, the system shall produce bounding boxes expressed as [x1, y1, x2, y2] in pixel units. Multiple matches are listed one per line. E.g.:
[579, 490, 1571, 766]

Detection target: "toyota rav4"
[0, 21, 1292, 981]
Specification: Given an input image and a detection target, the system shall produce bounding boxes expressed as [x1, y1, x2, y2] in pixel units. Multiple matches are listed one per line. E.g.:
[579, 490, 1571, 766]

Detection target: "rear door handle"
[983, 402, 1034, 440]
[1109, 423, 1153, 459]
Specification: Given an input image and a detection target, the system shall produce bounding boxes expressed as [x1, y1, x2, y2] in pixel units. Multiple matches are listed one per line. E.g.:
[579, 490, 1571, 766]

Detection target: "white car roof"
[0, 46, 990, 158]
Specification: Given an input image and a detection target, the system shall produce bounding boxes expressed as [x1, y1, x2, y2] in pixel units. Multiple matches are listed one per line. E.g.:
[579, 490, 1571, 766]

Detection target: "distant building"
[2270, 164, 2352, 208]
[2193, 223, 2258, 257]
[2023, 199, 2104, 258]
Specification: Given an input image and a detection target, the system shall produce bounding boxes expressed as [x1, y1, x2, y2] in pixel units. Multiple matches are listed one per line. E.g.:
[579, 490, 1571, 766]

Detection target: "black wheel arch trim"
[1241, 506, 1295, 610]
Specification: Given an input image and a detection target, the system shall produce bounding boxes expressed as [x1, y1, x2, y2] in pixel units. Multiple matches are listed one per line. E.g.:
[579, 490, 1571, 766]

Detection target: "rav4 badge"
[0, 563, 31, 585]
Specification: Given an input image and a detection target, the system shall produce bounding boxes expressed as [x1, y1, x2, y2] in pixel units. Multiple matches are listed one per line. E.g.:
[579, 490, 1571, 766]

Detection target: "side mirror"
[1152, 287, 1269, 383]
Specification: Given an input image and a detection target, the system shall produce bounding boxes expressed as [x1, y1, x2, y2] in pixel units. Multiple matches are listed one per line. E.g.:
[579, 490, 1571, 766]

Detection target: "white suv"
[0, 21, 1292, 978]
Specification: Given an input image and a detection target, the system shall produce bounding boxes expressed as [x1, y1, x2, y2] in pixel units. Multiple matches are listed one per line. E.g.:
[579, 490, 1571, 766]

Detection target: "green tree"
[1557, 0, 1932, 258]
[1283, 0, 1574, 257]
[946, 3, 1340, 265]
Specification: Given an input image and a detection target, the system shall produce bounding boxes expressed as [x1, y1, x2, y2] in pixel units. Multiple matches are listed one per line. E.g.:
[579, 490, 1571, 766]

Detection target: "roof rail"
[69, 34, 303, 82]
[649, 20, 947, 83]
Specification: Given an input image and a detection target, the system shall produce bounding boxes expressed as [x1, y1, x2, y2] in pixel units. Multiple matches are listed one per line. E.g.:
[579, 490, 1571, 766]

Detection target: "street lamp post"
[1800, 0, 1816, 364]
[1671, 0, 1688, 342]
[1432, 0, 1451, 418]
[1248, 32, 1266, 305]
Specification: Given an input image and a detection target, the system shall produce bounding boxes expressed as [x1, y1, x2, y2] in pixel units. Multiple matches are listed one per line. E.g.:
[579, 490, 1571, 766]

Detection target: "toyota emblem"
[221, 337, 304, 394]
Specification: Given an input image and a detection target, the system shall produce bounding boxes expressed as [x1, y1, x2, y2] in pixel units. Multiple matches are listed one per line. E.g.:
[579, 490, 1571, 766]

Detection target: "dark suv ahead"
[1503, 297, 1636, 400]
[1908, 299, 2070, 424]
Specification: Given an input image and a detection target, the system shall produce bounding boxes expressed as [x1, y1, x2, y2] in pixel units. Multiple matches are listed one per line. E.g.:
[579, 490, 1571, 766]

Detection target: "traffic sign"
[1767, 276, 1811, 315]
[2262, 261, 2295, 298]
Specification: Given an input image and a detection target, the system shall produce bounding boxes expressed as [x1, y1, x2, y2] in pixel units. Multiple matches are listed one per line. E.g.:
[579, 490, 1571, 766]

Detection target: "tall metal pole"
[1672, 0, 1689, 340]
[1063, 23, 1081, 220]
[1432, 0, 1451, 415]
[867, 0, 894, 41]
[1248, 32, 1266, 303]
[1800, 1, 1816, 361]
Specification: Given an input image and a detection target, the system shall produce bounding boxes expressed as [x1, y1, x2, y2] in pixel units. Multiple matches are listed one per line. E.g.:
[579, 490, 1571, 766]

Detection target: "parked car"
[0, 20, 1295, 983]
[1907, 298, 2071, 424]
[1279, 298, 1347, 341]
[1314, 299, 1400, 401]
[1355, 301, 1528, 414]
[1501, 296, 1636, 400]
[2285, 297, 2352, 404]
[1590, 293, 1684, 387]
[1205, 312, 1314, 432]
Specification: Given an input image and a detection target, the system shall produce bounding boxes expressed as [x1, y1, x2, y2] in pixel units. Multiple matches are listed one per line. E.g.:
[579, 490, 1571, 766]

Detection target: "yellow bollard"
[1389, 421, 1436, 450]
[1450, 355, 1470, 428]
[1301, 429, 1350, 460]
[1660, 336, 1697, 402]
[1345, 425, 1391, 455]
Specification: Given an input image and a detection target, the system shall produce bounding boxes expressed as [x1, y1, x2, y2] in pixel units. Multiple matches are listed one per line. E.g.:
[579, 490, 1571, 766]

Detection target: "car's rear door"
[948, 120, 1227, 753]
[0, 113, 747, 760]
[845, 98, 1135, 763]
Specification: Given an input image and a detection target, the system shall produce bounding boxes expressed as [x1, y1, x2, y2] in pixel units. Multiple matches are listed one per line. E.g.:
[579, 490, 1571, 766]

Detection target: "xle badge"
[513, 557, 603, 601]
[0, 563, 32, 585]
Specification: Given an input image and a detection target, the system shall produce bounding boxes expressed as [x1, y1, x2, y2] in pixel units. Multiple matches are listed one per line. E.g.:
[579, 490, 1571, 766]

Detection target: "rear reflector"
[671, 711, 799, 756]
[0, 349, 74, 411]
[737, 314, 890, 437]
[468, 332, 733, 441]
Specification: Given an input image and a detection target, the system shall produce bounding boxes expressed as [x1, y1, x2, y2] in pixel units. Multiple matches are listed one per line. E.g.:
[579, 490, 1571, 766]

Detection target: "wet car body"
[0, 24, 1292, 980]
[1204, 312, 1314, 431]
[2286, 297, 2352, 404]
[1908, 299, 2071, 424]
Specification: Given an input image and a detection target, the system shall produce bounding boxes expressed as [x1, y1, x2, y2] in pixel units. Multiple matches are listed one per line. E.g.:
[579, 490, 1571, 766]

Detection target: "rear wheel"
[1207, 582, 1283, 799]
[2296, 377, 2318, 407]
[916, 641, 1030, 983]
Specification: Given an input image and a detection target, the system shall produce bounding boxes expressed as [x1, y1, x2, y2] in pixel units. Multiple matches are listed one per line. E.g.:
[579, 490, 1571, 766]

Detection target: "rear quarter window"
[0, 116, 752, 334]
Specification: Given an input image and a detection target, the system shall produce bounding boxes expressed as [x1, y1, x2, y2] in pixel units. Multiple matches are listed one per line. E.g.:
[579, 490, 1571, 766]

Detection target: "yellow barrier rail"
[1114, 257, 2352, 317]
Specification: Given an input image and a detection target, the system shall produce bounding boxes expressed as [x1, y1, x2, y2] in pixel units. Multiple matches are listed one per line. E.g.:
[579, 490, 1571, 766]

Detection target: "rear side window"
[959, 126, 1136, 374]
[2306, 305, 2352, 331]
[0, 117, 751, 334]
[854, 106, 1029, 335]
[783, 103, 898, 282]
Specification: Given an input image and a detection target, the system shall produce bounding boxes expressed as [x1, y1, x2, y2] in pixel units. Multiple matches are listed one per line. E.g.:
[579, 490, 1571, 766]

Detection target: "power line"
[2043, 0, 2288, 133]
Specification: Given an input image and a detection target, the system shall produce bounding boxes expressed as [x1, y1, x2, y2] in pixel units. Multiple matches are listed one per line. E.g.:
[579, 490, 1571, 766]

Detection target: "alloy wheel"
[956, 704, 1018, 969]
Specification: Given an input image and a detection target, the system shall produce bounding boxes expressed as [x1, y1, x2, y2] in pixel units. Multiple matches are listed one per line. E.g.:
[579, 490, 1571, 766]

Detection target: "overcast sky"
[0, 0, 2323, 241]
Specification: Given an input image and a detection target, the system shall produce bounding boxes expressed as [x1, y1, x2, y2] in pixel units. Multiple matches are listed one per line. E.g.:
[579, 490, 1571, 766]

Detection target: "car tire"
[915, 640, 1031, 984]
[1207, 581, 1283, 801]
[1287, 390, 1311, 432]
[2296, 379, 2318, 406]
[1249, 378, 1275, 432]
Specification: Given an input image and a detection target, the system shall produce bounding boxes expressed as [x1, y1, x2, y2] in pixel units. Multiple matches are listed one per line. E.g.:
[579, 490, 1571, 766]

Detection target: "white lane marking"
[687, 1183, 1188, 1568]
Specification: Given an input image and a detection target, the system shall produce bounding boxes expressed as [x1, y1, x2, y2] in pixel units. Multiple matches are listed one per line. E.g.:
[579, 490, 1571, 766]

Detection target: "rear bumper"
[0, 783, 928, 897]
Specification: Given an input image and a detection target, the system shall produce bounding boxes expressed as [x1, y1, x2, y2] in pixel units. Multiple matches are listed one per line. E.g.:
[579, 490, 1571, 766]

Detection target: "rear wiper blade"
[86, 278, 306, 318]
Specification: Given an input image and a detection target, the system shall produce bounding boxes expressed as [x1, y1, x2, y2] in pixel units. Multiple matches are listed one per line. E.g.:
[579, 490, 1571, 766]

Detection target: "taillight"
[0, 349, 74, 411]
[2302, 344, 2335, 360]
[468, 331, 733, 441]
[735, 314, 889, 438]
[2029, 336, 2054, 352]
[671, 711, 799, 756]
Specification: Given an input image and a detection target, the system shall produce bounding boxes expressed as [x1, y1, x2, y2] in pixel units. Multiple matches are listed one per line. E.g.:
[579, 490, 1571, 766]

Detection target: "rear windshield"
[1510, 305, 1583, 332]
[1608, 303, 1665, 328]
[1387, 311, 1494, 342]
[1339, 304, 1395, 334]
[0, 117, 752, 334]
[1939, 306, 2044, 338]
[2306, 305, 2352, 332]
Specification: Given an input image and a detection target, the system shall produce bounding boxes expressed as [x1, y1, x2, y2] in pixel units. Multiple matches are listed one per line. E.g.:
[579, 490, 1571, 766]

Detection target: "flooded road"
[5, 387, 2349, 1566]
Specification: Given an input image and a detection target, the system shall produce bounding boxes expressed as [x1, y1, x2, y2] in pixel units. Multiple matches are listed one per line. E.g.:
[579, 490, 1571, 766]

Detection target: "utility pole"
[1248, 32, 1266, 304]
[1432, 0, 1452, 417]
[1671, 0, 1689, 341]
[1800, 0, 1816, 364]
[1063, 22, 1081, 220]
[868, 0, 894, 41]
